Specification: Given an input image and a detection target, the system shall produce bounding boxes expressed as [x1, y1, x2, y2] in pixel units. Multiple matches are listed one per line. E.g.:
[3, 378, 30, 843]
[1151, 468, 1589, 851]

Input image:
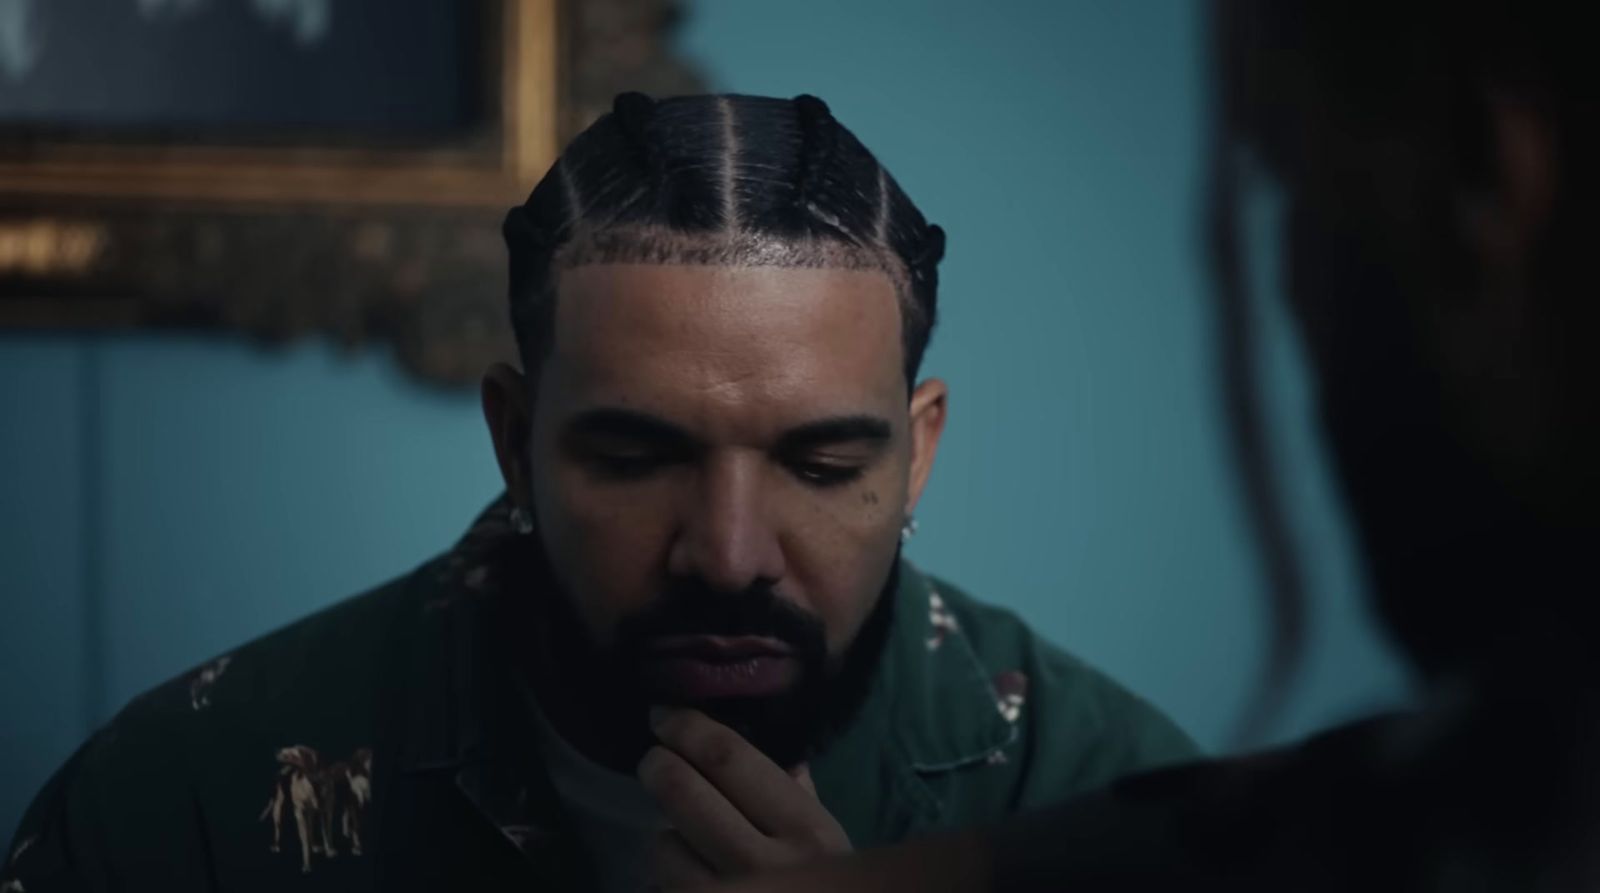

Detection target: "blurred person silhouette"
[1, 94, 1197, 892]
[715, 2, 1600, 890]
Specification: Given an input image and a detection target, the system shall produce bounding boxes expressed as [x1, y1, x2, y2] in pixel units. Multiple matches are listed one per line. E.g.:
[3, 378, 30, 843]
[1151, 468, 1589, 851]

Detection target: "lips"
[641, 635, 801, 700]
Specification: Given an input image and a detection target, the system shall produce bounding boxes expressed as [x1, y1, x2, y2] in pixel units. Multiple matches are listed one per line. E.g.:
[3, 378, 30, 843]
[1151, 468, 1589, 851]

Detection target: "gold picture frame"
[0, 0, 702, 386]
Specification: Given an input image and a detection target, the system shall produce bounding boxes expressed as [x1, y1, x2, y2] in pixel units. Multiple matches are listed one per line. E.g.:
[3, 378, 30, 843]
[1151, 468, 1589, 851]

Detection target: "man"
[722, 4, 1600, 891]
[4, 93, 1195, 892]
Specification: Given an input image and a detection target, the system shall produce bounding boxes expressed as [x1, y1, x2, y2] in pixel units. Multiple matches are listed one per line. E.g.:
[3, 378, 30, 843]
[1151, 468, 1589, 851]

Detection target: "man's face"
[491, 261, 945, 764]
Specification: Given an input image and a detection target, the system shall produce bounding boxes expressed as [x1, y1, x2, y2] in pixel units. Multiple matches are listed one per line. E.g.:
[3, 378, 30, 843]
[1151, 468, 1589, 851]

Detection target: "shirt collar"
[388, 495, 587, 883]
[880, 560, 1018, 772]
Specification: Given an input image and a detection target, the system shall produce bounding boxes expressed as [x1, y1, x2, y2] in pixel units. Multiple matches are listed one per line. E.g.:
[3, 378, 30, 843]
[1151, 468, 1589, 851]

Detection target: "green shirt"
[4, 497, 1196, 891]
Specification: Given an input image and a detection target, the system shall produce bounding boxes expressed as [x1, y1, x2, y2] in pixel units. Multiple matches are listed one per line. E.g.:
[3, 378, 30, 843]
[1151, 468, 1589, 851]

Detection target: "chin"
[690, 693, 830, 770]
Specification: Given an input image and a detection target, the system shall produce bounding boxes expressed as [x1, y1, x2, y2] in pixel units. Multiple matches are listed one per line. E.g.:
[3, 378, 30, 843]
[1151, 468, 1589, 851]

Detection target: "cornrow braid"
[912, 224, 947, 281]
[791, 95, 839, 219]
[503, 93, 946, 389]
[610, 91, 662, 184]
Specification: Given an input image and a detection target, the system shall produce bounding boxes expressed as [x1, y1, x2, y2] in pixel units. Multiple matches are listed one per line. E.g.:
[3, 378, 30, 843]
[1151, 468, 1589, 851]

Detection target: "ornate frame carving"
[0, 0, 703, 387]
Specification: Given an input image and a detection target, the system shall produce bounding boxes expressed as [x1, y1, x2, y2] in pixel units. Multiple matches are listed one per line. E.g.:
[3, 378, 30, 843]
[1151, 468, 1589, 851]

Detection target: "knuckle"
[697, 729, 741, 773]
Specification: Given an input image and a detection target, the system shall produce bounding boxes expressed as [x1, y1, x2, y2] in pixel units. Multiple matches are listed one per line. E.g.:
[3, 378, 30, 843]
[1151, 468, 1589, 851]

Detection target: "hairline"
[520, 225, 929, 385]
[553, 224, 914, 293]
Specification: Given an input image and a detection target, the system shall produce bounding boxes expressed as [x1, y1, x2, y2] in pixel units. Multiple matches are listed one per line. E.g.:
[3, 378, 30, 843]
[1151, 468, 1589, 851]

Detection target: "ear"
[905, 378, 949, 516]
[1460, 90, 1558, 276]
[482, 362, 535, 509]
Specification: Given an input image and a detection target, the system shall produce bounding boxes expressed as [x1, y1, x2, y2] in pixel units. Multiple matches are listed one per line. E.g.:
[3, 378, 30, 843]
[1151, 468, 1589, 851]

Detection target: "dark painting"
[0, 0, 484, 140]
[0, 0, 704, 388]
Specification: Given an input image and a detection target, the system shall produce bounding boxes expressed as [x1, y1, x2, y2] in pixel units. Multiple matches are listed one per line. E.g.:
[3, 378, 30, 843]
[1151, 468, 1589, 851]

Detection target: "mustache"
[614, 578, 826, 652]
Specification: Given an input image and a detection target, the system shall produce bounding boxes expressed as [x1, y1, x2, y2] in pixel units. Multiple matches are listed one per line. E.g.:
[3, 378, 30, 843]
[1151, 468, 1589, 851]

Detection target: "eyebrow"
[772, 415, 894, 453]
[562, 408, 893, 452]
[563, 408, 696, 448]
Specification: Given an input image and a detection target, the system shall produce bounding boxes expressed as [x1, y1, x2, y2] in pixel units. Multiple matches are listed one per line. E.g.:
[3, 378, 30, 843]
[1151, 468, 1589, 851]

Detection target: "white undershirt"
[528, 699, 668, 893]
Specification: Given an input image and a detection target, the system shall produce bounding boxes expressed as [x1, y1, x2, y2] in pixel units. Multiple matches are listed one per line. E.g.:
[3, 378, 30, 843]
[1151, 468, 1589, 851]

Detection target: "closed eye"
[561, 408, 697, 482]
[771, 415, 892, 490]
[786, 458, 867, 488]
[581, 450, 675, 480]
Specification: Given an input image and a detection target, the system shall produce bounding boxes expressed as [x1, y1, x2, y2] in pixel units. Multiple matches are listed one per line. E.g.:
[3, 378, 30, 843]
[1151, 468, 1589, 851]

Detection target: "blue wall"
[0, 0, 1410, 839]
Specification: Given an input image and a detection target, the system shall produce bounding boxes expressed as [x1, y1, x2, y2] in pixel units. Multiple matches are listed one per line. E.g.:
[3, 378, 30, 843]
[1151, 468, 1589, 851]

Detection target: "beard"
[495, 538, 899, 772]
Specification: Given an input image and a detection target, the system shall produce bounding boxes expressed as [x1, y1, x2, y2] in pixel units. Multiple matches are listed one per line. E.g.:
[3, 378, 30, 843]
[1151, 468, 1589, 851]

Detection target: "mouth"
[641, 635, 801, 700]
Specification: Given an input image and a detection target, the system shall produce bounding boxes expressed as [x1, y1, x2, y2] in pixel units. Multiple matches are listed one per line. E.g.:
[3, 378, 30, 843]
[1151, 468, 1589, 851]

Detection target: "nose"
[666, 452, 786, 592]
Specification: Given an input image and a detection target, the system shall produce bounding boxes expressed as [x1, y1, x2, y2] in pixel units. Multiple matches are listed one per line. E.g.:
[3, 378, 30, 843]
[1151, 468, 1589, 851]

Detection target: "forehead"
[544, 263, 905, 420]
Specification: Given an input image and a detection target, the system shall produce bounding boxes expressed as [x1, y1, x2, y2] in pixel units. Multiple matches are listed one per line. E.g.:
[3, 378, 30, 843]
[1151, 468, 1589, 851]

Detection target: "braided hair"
[503, 93, 947, 390]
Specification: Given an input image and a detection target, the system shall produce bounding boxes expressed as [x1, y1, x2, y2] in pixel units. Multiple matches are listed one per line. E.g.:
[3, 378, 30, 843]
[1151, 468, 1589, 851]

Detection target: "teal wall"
[0, 0, 1410, 839]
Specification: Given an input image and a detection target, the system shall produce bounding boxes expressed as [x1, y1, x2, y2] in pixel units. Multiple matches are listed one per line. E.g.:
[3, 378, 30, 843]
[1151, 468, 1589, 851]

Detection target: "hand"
[638, 708, 852, 889]
[707, 830, 995, 893]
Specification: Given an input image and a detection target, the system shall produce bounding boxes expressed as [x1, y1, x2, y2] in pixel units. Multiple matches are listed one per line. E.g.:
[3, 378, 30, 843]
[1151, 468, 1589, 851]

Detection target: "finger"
[649, 829, 718, 891]
[789, 762, 816, 797]
[638, 743, 771, 873]
[651, 708, 828, 838]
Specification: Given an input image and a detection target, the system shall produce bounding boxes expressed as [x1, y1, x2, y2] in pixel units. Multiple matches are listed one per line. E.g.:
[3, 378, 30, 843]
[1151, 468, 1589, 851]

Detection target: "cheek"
[782, 466, 907, 655]
[532, 460, 674, 644]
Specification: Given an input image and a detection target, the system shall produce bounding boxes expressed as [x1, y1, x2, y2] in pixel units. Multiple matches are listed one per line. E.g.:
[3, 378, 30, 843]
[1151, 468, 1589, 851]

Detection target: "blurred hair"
[1210, 1, 1599, 730]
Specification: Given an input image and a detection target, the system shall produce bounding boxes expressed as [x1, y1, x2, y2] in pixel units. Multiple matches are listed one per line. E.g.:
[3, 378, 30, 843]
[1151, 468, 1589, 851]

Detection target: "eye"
[788, 460, 865, 488]
[582, 451, 668, 481]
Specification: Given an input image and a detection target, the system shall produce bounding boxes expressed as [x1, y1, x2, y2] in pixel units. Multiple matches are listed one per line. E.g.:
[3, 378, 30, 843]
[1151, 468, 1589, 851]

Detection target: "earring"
[508, 506, 535, 535]
[900, 516, 919, 544]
